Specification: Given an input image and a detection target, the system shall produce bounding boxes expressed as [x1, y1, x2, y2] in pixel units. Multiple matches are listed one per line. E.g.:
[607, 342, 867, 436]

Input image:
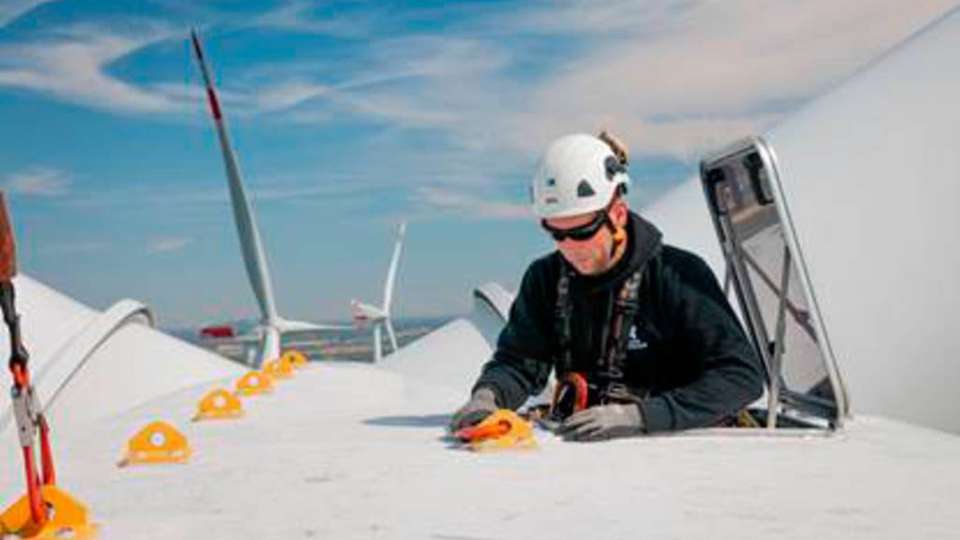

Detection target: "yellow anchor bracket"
[117, 421, 191, 467]
[234, 370, 275, 397]
[454, 409, 538, 453]
[281, 349, 309, 369]
[0, 485, 96, 539]
[262, 358, 294, 380]
[192, 388, 244, 421]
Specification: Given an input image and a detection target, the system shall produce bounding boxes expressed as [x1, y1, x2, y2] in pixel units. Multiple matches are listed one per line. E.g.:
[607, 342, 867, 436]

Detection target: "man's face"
[544, 200, 627, 276]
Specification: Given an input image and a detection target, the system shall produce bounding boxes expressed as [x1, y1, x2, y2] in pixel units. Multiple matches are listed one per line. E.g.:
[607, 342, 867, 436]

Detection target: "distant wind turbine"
[351, 222, 406, 362]
[190, 29, 350, 367]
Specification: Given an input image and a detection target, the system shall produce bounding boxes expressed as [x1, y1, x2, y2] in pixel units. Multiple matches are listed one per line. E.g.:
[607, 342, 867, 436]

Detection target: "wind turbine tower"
[351, 222, 406, 362]
[190, 29, 349, 367]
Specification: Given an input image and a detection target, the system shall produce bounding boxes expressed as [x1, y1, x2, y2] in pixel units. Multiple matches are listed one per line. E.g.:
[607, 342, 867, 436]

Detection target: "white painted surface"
[31, 364, 960, 540]
[0, 275, 242, 488]
[383, 288, 509, 395]
[1, 278, 957, 539]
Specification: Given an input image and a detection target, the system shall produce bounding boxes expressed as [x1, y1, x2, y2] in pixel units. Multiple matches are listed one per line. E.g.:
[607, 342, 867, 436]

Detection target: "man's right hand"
[449, 387, 498, 432]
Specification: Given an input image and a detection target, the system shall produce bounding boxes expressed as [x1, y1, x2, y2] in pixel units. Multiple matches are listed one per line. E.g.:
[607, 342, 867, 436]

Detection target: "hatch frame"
[699, 136, 849, 430]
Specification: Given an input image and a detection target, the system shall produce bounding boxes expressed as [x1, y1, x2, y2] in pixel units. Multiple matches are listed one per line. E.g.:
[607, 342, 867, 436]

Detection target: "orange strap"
[9, 362, 55, 526]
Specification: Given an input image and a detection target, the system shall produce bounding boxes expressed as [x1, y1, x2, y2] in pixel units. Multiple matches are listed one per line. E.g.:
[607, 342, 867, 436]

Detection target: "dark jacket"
[473, 211, 764, 433]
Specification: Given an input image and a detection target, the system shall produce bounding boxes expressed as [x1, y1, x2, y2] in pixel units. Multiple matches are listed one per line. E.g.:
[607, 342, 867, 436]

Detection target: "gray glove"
[449, 387, 498, 433]
[556, 403, 644, 442]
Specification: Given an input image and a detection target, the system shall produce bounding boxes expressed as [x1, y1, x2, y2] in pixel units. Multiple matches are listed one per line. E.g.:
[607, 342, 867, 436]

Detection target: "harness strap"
[597, 270, 643, 403]
[553, 263, 573, 373]
[4, 281, 55, 526]
[553, 264, 644, 404]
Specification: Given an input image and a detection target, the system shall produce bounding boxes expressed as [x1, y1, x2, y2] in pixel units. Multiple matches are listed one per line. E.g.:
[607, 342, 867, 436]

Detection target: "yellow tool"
[282, 349, 309, 369]
[454, 409, 537, 452]
[0, 485, 96, 539]
[117, 421, 191, 467]
[192, 388, 244, 421]
[262, 357, 294, 380]
[234, 370, 275, 396]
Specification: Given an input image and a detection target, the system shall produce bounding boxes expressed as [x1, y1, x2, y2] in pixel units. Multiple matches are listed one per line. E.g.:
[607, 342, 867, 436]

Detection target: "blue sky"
[0, 0, 955, 327]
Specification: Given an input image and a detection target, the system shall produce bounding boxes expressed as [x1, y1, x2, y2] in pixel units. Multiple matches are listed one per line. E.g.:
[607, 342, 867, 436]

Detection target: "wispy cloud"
[4, 167, 71, 196]
[0, 10, 389, 120]
[413, 186, 530, 221]
[253, 80, 332, 112]
[59, 171, 390, 209]
[246, 35, 507, 128]
[252, 0, 377, 38]
[0, 0, 56, 28]
[2, 1, 955, 187]
[146, 237, 193, 254]
[504, 0, 960, 158]
[262, 0, 959, 161]
[480, 0, 697, 37]
[0, 21, 185, 115]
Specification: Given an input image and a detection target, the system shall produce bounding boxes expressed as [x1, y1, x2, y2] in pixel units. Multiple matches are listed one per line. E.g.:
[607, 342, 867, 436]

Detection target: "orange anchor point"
[193, 388, 244, 421]
[117, 421, 191, 467]
[0, 485, 97, 539]
[262, 357, 295, 380]
[454, 409, 537, 452]
[282, 349, 309, 369]
[234, 370, 275, 396]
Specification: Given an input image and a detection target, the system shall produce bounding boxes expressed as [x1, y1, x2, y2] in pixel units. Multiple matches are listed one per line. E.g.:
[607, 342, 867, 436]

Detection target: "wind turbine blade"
[382, 222, 406, 314]
[190, 29, 279, 326]
[385, 318, 399, 353]
[278, 318, 353, 332]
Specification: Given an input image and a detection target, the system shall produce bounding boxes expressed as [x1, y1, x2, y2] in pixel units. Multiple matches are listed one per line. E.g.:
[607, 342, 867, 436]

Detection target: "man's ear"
[611, 199, 629, 226]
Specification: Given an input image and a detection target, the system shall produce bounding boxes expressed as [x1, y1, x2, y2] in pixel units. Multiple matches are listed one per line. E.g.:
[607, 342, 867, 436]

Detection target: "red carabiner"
[550, 372, 590, 420]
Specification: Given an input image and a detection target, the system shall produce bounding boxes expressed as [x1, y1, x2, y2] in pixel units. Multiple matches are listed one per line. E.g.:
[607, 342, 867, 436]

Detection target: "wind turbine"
[351, 222, 406, 362]
[190, 29, 349, 367]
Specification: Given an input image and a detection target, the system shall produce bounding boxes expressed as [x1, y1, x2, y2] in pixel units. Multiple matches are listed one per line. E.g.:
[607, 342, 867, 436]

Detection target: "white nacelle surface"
[382, 283, 513, 396]
[0, 275, 243, 486]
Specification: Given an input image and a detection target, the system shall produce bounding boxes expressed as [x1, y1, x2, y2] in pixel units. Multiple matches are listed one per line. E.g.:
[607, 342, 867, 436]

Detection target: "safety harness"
[549, 262, 647, 419]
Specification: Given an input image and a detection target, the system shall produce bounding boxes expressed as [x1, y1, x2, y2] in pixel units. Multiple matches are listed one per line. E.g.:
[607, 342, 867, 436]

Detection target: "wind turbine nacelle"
[351, 300, 386, 328]
[199, 324, 235, 339]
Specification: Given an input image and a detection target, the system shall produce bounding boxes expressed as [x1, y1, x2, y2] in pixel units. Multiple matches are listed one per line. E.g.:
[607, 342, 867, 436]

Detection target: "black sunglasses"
[541, 210, 609, 242]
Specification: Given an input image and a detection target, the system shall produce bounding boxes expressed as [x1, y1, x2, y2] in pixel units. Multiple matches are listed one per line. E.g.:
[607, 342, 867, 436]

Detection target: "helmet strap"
[604, 214, 627, 259]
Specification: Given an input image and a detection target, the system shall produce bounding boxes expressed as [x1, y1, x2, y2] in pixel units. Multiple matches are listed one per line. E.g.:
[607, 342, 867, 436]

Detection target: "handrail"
[0, 299, 154, 430]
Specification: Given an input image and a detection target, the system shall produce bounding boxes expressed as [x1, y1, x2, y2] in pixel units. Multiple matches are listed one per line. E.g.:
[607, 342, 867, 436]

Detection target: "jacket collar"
[567, 210, 663, 293]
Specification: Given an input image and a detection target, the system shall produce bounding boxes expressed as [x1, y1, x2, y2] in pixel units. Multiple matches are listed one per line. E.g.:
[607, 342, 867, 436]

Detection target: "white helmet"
[531, 133, 630, 219]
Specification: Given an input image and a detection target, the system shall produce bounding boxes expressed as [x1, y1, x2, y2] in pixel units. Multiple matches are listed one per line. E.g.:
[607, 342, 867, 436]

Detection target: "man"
[450, 132, 764, 441]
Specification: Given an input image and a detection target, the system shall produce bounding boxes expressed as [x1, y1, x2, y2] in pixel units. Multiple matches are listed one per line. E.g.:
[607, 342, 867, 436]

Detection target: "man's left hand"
[557, 403, 644, 442]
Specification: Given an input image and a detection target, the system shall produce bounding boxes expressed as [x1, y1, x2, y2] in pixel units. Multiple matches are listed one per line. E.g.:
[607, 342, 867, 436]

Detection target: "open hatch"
[700, 137, 849, 430]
